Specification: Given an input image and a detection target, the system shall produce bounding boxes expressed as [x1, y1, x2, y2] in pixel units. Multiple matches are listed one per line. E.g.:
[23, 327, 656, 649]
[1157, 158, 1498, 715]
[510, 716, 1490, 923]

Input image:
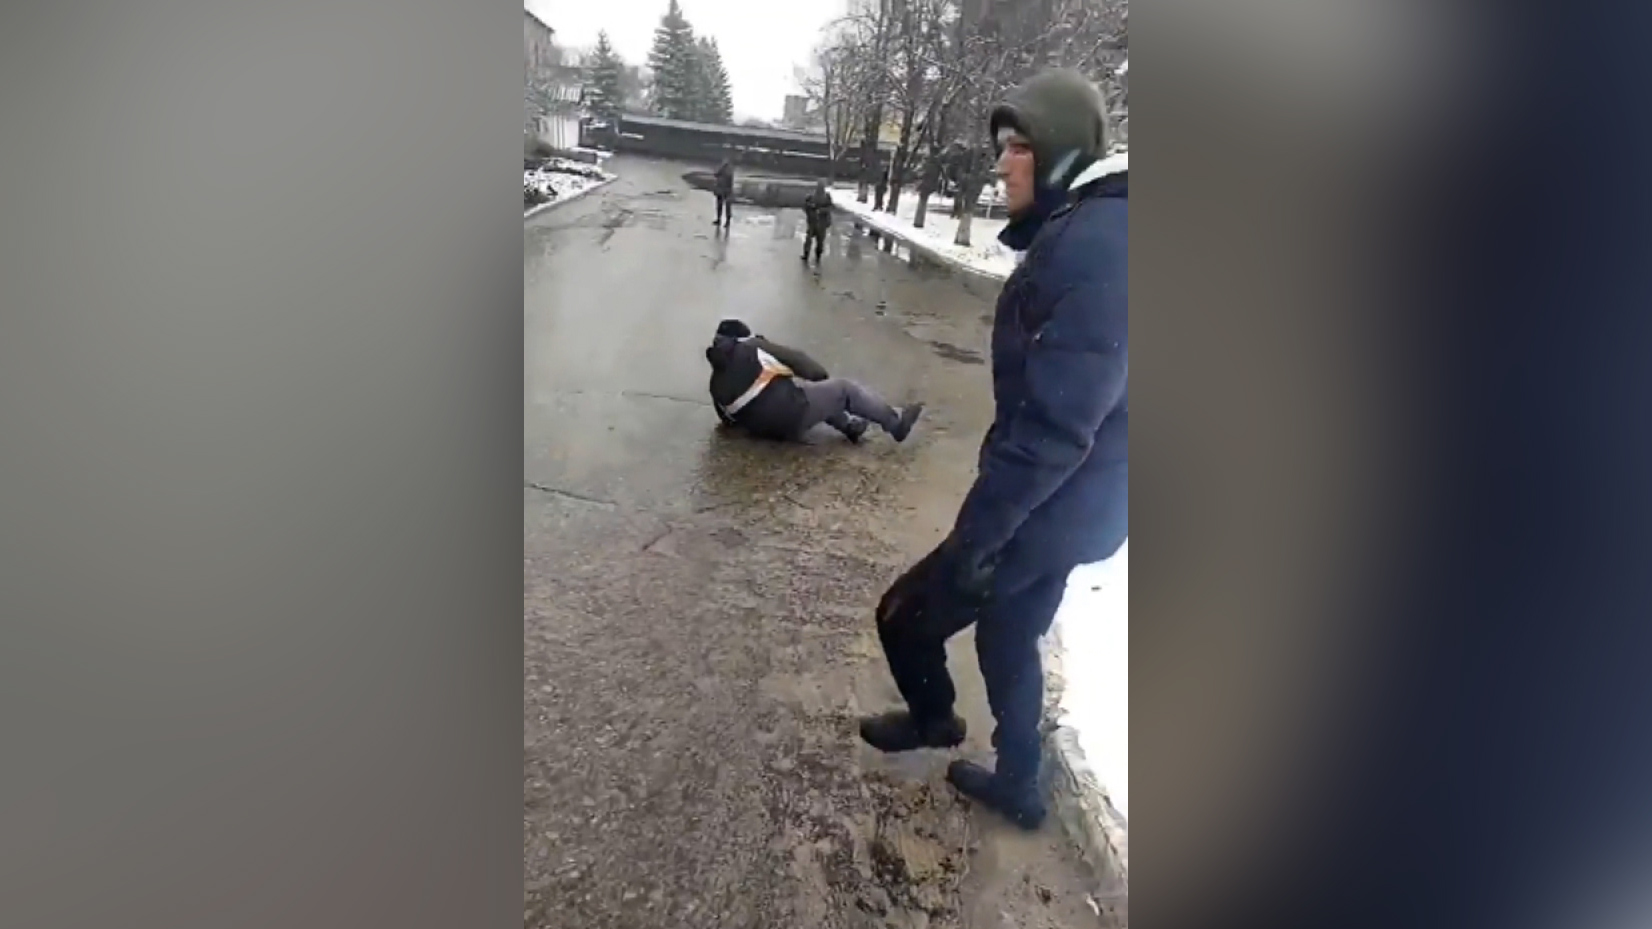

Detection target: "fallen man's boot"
[890, 403, 925, 443]
[859, 710, 965, 753]
[946, 760, 1047, 830]
[842, 418, 870, 444]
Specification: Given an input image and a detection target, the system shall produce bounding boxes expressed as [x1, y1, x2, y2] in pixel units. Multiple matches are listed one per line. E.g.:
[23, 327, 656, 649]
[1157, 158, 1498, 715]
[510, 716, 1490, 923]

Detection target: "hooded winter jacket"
[949, 70, 1128, 579]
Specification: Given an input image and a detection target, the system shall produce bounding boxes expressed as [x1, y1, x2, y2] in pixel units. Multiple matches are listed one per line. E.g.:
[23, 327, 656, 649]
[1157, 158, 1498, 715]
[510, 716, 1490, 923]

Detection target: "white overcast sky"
[526, 0, 846, 121]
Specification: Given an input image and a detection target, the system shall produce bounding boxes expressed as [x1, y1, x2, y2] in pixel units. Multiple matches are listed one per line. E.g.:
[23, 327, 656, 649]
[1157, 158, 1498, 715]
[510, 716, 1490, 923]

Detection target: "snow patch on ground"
[831, 188, 1017, 281]
[1052, 542, 1128, 820]
[525, 158, 613, 212]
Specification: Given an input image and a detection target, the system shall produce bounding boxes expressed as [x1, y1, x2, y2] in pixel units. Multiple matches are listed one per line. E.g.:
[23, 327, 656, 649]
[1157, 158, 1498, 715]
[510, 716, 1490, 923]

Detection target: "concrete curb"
[832, 203, 1010, 288]
[524, 175, 617, 221]
[1042, 634, 1129, 921]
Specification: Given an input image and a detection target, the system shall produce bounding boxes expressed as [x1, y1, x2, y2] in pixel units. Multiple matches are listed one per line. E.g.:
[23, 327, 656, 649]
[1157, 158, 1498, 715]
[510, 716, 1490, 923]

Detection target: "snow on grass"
[831, 187, 1018, 281]
[525, 158, 613, 211]
[1052, 541, 1128, 820]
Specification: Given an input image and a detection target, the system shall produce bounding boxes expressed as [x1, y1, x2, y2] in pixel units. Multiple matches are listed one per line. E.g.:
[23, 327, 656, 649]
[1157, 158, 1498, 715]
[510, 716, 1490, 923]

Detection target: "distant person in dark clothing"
[859, 69, 1128, 831]
[802, 181, 834, 262]
[706, 319, 923, 444]
[713, 159, 734, 228]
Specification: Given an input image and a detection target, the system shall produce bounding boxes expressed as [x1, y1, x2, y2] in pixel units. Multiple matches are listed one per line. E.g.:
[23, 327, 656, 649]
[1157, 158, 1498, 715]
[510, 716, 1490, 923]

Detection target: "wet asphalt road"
[524, 157, 1111, 929]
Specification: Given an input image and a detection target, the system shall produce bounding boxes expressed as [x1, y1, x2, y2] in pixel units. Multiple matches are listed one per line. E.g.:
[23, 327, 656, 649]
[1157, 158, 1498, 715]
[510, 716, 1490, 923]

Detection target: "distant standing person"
[858, 69, 1128, 830]
[801, 181, 834, 263]
[713, 158, 734, 228]
[705, 319, 923, 445]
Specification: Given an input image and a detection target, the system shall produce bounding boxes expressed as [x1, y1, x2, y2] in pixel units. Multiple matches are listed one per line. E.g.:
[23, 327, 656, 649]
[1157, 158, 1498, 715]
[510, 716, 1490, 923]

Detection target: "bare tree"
[909, 0, 983, 228]
[797, 33, 866, 178]
[879, 0, 955, 214]
[838, 0, 898, 204]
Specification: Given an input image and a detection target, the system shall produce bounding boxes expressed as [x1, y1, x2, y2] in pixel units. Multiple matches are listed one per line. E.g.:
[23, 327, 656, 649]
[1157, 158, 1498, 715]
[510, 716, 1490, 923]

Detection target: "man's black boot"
[889, 403, 925, 443]
[859, 710, 965, 753]
[946, 760, 1047, 830]
[841, 418, 869, 444]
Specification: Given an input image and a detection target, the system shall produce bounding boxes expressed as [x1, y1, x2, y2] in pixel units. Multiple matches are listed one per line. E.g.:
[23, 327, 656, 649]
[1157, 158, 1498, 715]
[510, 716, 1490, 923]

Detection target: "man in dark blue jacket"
[859, 69, 1128, 830]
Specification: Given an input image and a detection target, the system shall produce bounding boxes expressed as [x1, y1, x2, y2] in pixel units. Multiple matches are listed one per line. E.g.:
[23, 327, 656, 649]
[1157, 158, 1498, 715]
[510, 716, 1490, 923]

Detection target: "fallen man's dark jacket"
[706, 334, 830, 440]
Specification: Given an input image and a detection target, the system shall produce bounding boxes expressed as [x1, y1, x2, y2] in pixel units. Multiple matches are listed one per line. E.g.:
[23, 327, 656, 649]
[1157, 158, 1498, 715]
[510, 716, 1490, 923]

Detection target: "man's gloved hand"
[937, 534, 997, 605]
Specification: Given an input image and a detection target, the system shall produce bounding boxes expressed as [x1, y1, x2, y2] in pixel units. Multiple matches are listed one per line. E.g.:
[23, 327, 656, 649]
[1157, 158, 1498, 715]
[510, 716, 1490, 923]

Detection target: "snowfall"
[524, 157, 613, 213]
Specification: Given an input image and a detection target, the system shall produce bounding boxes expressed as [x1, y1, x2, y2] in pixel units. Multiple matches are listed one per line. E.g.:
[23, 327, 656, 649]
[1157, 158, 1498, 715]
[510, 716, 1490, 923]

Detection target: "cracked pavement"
[524, 157, 1115, 929]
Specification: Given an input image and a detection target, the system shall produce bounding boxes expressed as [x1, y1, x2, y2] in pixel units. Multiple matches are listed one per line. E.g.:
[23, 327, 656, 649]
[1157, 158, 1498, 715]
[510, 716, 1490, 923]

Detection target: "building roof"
[524, 7, 552, 34]
[620, 113, 894, 150]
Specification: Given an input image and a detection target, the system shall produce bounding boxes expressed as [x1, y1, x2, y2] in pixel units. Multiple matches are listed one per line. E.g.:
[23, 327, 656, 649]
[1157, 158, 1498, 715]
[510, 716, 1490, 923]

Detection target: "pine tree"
[582, 31, 626, 123]
[695, 37, 734, 124]
[685, 37, 713, 122]
[646, 0, 698, 120]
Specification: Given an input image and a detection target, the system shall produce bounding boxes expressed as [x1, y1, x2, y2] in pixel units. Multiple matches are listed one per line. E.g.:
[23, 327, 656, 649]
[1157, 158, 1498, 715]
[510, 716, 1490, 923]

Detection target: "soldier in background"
[713, 158, 734, 229]
[801, 181, 833, 263]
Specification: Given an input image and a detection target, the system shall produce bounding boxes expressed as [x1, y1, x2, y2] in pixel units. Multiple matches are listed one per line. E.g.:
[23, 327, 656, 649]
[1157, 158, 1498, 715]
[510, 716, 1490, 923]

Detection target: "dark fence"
[583, 115, 890, 182]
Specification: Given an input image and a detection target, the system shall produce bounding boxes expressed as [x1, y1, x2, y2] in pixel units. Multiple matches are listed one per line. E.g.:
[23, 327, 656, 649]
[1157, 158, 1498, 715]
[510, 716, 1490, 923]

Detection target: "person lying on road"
[705, 319, 923, 444]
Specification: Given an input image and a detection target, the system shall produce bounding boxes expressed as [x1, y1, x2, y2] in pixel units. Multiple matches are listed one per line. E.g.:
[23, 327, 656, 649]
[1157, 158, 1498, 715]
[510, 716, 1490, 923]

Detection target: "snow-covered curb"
[834, 152, 1128, 285]
[1042, 546, 1129, 904]
[524, 176, 616, 220]
[832, 195, 1014, 284]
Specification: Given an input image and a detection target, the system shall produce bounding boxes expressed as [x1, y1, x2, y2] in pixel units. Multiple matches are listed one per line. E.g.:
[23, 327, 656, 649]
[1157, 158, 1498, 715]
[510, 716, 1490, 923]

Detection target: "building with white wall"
[524, 9, 580, 153]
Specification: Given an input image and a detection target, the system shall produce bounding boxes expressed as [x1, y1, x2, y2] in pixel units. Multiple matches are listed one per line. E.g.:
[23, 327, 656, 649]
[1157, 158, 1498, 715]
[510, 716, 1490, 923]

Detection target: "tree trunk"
[886, 106, 918, 214]
[954, 150, 985, 247]
[954, 185, 978, 247]
[886, 144, 908, 214]
[911, 101, 944, 229]
[913, 145, 940, 229]
[856, 103, 882, 203]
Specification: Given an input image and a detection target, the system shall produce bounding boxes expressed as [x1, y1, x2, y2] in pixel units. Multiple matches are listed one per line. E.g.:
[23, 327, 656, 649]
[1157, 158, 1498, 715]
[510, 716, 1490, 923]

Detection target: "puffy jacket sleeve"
[950, 238, 1127, 559]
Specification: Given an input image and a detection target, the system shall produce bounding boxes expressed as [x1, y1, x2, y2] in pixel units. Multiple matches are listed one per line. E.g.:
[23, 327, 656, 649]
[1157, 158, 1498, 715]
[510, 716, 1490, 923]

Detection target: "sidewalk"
[831, 188, 1016, 282]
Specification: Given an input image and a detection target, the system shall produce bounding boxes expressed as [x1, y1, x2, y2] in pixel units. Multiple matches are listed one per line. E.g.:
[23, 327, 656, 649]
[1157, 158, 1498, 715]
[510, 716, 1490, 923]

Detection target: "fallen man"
[705, 319, 923, 444]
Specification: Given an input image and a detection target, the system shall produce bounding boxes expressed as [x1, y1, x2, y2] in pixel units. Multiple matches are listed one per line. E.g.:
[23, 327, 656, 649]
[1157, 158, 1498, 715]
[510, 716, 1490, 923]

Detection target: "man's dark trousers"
[877, 548, 1069, 780]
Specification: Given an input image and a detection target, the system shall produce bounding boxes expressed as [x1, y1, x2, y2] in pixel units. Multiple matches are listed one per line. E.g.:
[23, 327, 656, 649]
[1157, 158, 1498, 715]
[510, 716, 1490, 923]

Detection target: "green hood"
[989, 69, 1111, 190]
